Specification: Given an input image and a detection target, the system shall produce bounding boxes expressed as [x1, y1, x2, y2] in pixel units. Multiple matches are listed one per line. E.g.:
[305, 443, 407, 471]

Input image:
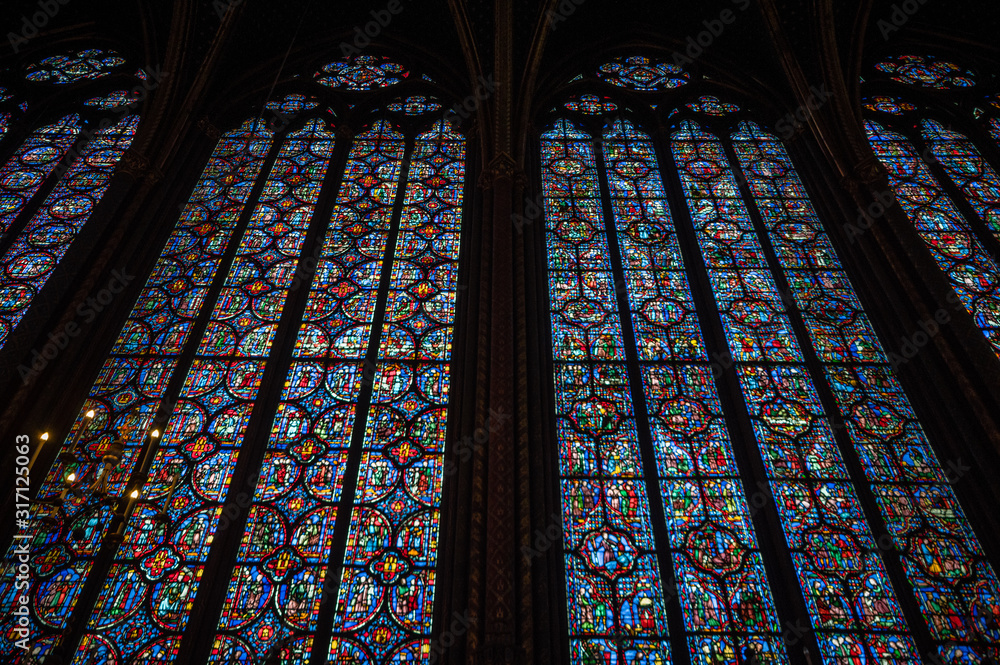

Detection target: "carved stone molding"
[144, 165, 165, 186]
[119, 148, 150, 179]
[841, 154, 890, 198]
[479, 152, 525, 190]
[334, 123, 355, 140]
[197, 115, 221, 140]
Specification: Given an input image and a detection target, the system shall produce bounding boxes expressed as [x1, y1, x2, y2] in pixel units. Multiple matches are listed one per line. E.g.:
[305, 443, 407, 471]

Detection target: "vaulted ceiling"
[4, 0, 998, 106]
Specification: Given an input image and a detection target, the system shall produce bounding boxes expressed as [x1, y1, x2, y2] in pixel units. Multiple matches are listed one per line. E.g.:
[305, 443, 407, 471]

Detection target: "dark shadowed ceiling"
[1, 0, 999, 122]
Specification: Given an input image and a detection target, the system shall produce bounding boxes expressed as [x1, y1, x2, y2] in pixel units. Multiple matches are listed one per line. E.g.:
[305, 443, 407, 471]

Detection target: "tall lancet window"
[0, 48, 146, 351]
[1, 56, 468, 665]
[540, 55, 999, 665]
[863, 54, 1000, 358]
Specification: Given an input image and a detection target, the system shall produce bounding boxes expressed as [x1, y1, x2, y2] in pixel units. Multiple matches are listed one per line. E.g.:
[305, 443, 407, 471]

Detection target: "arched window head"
[861, 95, 917, 115]
[265, 93, 321, 114]
[314, 55, 411, 90]
[684, 95, 740, 116]
[24, 48, 127, 85]
[563, 94, 619, 115]
[386, 95, 443, 115]
[596, 55, 690, 91]
[873, 54, 976, 89]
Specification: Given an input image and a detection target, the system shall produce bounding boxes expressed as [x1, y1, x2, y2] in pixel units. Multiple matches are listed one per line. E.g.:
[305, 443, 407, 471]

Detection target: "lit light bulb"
[66, 473, 76, 483]
[41, 432, 49, 441]
[130, 489, 139, 499]
[151, 429, 160, 438]
[85, 409, 95, 419]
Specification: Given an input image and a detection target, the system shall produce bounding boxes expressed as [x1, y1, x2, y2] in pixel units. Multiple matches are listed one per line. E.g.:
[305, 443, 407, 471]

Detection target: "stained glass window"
[731, 121, 1000, 663]
[544, 75, 1000, 663]
[25, 49, 127, 85]
[0, 113, 139, 350]
[4, 60, 468, 663]
[0, 117, 274, 664]
[674, 118, 916, 664]
[326, 118, 464, 663]
[865, 119, 1000, 356]
[83, 89, 143, 110]
[542, 118, 678, 665]
[921, 120, 1000, 241]
[208, 119, 407, 664]
[0, 115, 80, 242]
[873, 55, 975, 89]
[266, 93, 320, 114]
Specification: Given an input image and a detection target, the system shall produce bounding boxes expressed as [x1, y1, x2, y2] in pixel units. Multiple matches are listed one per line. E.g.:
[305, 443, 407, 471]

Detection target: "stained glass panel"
[326, 119, 465, 663]
[734, 120, 1000, 663]
[563, 94, 618, 115]
[0, 119, 274, 664]
[73, 118, 335, 664]
[685, 96, 740, 116]
[265, 93, 320, 114]
[597, 56, 689, 91]
[84, 90, 142, 110]
[673, 119, 918, 664]
[386, 96, 443, 115]
[603, 118, 787, 664]
[208, 120, 406, 664]
[862, 96, 917, 116]
[0, 113, 139, 350]
[315, 56, 409, 91]
[865, 120, 1000, 356]
[873, 55, 975, 89]
[543, 119, 673, 665]
[921, 119, 1000, 237]
[0, 114, 79, 242]
[25, 49, 126, 84]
